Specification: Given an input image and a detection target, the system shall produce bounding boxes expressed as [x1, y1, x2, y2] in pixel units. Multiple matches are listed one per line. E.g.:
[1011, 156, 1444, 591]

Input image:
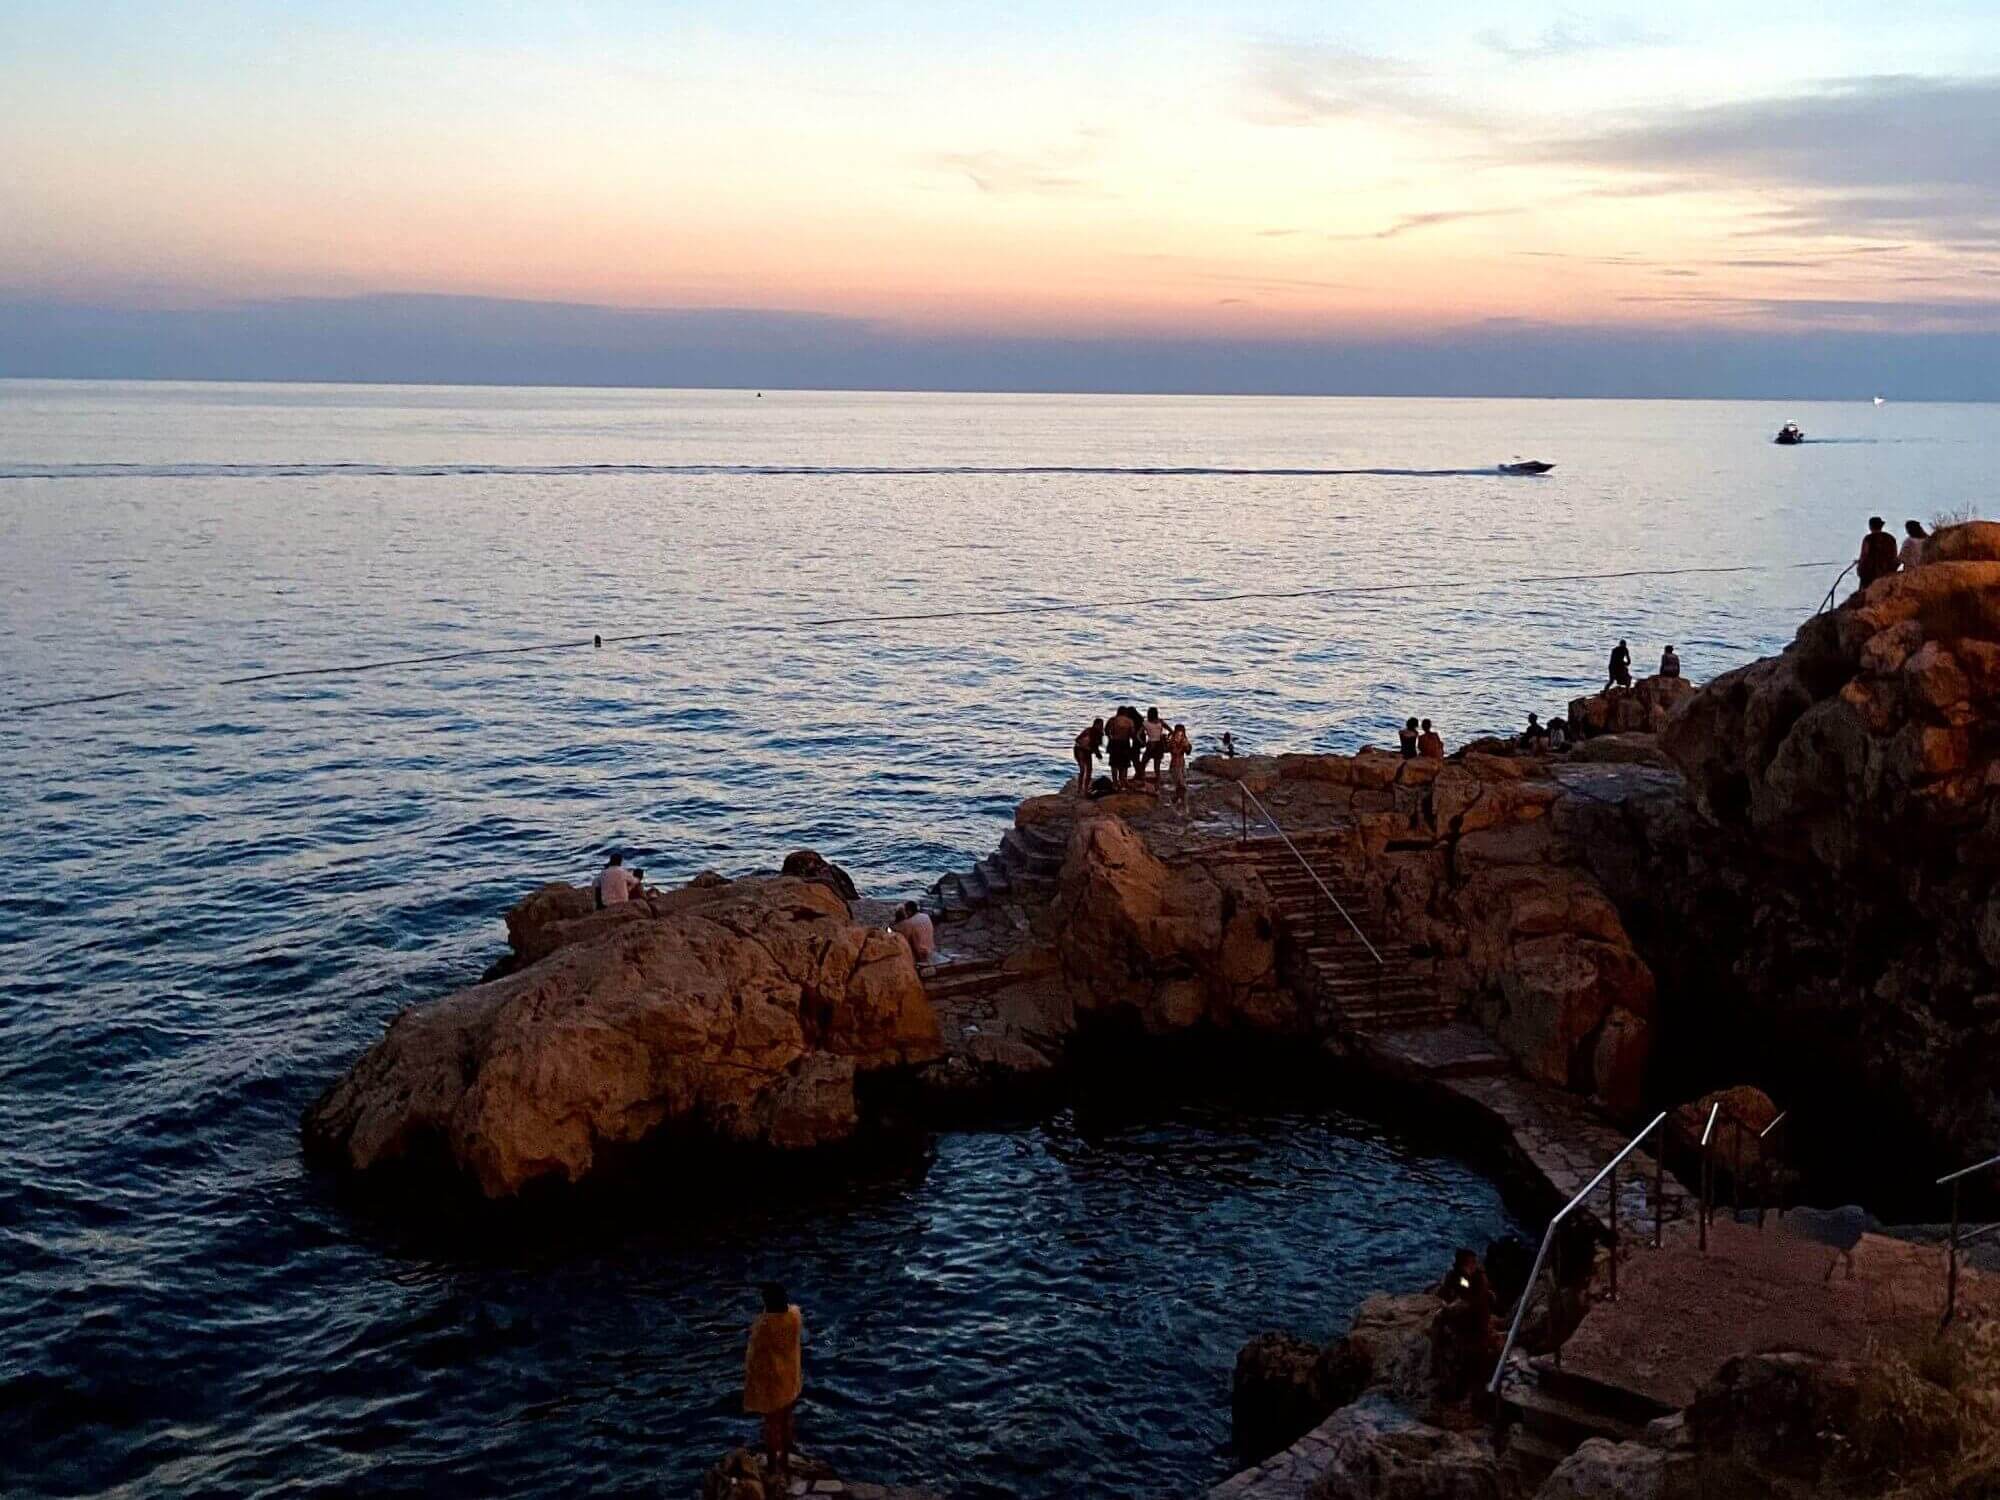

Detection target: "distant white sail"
[1874, 395, 1886, 405]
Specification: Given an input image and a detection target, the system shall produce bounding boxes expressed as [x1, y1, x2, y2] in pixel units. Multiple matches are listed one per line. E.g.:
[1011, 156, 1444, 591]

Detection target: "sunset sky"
[4, 2, 1998, 393]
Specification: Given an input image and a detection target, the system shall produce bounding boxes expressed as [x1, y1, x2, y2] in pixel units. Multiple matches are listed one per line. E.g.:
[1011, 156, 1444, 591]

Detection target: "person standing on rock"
[1417, 719, 1444, 759]
[1606, 640, 1633, 690]
[1074, 717, 1104, 797]
[1167, 722, 1192, 810]
[744, 1282, 805, 1478]
[1398, 717, 1420, 757]
[595, 851, 637, 909]
[1106, 706, 1140, 788]
[1141, 707, 1170, 788]
[1857, 516, 1899, 589]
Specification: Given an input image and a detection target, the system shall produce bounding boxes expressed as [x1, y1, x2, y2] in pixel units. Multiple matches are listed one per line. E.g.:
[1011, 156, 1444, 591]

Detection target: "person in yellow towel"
[744, 1282, 805, 1476]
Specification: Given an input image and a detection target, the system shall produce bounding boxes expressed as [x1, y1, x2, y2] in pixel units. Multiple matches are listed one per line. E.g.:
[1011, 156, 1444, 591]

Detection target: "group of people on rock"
[1074, 705, 1192, 807]
[1858, 516, 1933, 589]
[1396, 717, 1446, 759]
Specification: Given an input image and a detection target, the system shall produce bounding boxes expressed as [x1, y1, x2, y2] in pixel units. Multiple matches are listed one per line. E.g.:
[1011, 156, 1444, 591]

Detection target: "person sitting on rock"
[595, 850, 637, 909]
[1606, 639, 1633, 690]
[1547, 715, 1570, 752]
[893, 900, 936, 967]
[1168, 722, 1192, 810]
[1659, 644, 1681, 679]
[1417, 719, 1444, 759]
[1857, 515, 1898, 589]
[1430, 1248, 1500, 1406]
[744, 1282, 805, 1479]
[1074, 717, 1104, 797]
[1901, 519, 1930, 572]
[1398, 716, 1420, 757]
[1520, 713, 1549, 750]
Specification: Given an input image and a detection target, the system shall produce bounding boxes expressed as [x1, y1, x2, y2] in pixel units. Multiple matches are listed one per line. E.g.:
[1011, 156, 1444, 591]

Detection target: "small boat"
[1873, 395, 1886, 406]
[1498, 459, 1555, 475]
[1775, 423, 1805, 445]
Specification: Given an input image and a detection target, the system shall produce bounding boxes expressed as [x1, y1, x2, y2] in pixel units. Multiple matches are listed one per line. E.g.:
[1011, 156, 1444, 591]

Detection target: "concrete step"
[1504, 1368, 1651, 1450]
[1530, 1357, 1680, 1429]
[977, 855, 1014, 900]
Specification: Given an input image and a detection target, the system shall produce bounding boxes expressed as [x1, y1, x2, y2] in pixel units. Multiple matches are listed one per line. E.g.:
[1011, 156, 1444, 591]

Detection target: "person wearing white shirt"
[1900, 520, 1930, 572]
[595, 851, 638, 908]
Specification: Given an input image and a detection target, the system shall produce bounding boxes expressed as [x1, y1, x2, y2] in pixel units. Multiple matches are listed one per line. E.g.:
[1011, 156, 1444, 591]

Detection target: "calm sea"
[0, 381, 1986, 1497]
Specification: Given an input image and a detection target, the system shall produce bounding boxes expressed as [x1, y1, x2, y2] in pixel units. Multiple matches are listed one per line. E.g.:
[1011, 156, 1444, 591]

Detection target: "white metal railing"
[1939, 1153, 2000, 1326]
[1489, 1111, 1669, 1394]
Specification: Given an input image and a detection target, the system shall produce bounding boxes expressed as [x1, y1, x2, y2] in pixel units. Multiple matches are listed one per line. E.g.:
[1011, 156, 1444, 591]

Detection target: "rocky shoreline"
[302, 522, 2000, 1496]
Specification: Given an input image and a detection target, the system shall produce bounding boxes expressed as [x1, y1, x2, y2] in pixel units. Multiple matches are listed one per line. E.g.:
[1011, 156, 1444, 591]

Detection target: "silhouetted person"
[1857, 516, 1898, 589]
[1521, 713, 1549, 750]
[1547, 715, 1570, 752]
[1430, 1249, 1499, 1405]
[1417, 719, 1444, 759]
[1074, 718, 1104, 797]
[744, 1282, 804, 1477]
[1901, 519, 1930, 572]
[1398, 717, 1420, 757]
[1659, 644, 1681, 678]
[1606, 639, 1632, 690]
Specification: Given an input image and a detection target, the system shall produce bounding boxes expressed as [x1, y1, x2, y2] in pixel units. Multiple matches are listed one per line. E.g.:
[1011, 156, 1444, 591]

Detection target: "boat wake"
[0, 461, 1509, 481]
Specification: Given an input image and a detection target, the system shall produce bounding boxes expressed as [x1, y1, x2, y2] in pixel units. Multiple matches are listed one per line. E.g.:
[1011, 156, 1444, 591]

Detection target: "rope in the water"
[5, 558, 1843, 716]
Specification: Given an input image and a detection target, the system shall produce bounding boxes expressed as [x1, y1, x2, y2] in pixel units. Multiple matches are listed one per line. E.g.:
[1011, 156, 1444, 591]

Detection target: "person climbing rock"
[1857, 516, 1899, 589]
[1606, 639, 1633, 690]
[744, 1282, 805, 1478]
[1074, 717, 1104, 797]
[1417, 719, 1444, 759]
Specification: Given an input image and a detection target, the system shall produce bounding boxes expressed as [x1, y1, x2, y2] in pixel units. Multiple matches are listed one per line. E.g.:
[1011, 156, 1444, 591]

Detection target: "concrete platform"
[1550, 1214, 2000, 1411]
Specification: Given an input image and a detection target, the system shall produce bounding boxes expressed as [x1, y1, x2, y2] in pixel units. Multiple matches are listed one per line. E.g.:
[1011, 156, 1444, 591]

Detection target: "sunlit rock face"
[303, 874, 939, 1197]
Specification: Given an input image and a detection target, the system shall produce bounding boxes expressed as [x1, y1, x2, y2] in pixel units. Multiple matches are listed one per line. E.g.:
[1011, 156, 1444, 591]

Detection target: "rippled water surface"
[2, 382, 1991, 1497]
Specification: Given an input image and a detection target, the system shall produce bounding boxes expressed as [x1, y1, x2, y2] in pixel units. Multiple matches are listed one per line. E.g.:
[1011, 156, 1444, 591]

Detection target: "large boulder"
[1052, 814, 1293, 1033]
[1535, 1438, 1676, 1500]
[1306, 1395, 1500, 1500]
[303, 876, 940, 1196]
[1233, 1333, 1328, 1464]
[1569, 675, 1698, 740]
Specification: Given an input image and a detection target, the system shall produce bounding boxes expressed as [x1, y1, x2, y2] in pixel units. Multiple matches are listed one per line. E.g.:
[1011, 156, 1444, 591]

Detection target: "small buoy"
[593, 634, 602, 648]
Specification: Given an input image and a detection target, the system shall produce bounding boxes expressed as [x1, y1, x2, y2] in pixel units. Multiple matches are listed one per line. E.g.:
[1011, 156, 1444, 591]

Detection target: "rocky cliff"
[303, 873, 940, 1197]
[1634, 522, 2000, 1172]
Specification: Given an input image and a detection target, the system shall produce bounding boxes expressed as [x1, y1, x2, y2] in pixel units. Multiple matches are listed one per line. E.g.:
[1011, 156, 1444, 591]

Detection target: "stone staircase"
[1209, 830, 1458, 1035]
[926, 821, 1068, 920]
[1496, 1353, 1672, 1491]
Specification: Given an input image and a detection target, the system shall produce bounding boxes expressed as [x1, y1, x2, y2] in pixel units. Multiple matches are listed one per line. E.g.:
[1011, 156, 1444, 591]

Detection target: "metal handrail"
[1489, 1110, 1669, 1394]
[1938, 1153, 2000, 1186]
[1940, 1154, 2000, 1326]
[1233, 778, 1384, 966]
